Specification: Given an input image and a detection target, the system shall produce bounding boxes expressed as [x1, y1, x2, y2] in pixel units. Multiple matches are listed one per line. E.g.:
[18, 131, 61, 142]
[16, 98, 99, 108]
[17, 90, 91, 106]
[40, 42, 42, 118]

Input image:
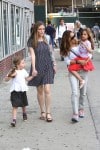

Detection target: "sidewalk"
[0, 50, 100, 150]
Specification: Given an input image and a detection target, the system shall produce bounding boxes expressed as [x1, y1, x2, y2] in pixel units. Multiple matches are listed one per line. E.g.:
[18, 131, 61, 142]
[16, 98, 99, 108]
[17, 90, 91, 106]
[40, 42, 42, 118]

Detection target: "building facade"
[0, 0, 34, 82]
[48, 0, 93, 12]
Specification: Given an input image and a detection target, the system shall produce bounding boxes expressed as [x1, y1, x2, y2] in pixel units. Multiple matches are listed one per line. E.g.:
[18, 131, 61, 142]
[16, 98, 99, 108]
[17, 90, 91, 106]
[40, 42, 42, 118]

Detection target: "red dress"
[68, 57, 95, 71]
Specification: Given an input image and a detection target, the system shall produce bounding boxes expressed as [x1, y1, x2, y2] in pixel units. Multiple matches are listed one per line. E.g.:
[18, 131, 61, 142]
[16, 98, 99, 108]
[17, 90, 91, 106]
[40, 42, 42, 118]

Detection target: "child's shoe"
[80, 80, 85, 89]
[79, 109, 85, 118]
[23, 113, 27, 121]
[71, 114, 79, 123]
[11, 119, 16, 127]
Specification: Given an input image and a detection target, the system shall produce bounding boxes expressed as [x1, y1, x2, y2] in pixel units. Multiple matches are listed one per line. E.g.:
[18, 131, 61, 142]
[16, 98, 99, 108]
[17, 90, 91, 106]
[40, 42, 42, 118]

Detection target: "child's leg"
[70, 71, 83, 82]
[70, 71, 85, 89]
[12, 107, 18, 120]
[22, 106, 27, 121]
[22, 106, 26, 114]
[11, 107, 17, 127]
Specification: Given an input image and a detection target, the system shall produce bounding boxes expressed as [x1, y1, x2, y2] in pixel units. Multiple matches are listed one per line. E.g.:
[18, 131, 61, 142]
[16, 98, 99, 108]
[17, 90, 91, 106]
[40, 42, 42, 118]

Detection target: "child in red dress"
[68, 28, 95, 88]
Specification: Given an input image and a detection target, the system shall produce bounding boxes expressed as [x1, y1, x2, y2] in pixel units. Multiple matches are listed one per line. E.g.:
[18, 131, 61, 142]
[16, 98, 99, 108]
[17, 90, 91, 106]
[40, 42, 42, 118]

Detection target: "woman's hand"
[32, 69, 38, 77]
[78, 60, 87, 66]
[53, 65, 57, 74]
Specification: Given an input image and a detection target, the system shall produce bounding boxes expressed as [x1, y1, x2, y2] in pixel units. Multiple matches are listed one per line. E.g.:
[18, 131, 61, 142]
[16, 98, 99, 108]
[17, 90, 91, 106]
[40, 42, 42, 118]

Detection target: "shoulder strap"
[71, 50, 79, 57]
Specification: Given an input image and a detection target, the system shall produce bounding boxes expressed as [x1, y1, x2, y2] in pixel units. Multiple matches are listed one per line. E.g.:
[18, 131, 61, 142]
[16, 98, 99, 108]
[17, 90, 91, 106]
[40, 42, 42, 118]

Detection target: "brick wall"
[0, 49, 25, 82]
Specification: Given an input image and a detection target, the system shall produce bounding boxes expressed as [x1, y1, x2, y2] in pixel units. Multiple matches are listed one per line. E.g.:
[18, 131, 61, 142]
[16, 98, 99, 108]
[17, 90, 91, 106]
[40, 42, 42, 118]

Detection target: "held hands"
[32, 69, 38, 77]
[26, 69, 37, 81]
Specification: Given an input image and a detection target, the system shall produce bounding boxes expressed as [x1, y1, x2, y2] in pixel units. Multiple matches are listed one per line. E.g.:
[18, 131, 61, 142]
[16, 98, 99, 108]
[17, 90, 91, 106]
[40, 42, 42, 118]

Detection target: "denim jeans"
[69, 70, 88, 115]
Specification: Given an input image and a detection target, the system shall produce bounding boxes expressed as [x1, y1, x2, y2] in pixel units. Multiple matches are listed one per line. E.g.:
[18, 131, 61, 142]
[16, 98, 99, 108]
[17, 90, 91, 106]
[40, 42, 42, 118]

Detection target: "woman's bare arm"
[28, 47, 38, 76]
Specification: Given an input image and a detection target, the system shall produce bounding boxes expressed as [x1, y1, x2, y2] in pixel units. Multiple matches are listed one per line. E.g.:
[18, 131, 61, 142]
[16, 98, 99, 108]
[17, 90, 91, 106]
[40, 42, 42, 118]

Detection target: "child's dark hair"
[60, 30, 72, 56]
[8, 55, 23, 77]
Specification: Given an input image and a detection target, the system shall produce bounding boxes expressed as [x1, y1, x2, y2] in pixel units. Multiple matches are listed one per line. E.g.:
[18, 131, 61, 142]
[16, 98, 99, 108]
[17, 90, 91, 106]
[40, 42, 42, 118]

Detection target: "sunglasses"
[70, 34, 75, 40]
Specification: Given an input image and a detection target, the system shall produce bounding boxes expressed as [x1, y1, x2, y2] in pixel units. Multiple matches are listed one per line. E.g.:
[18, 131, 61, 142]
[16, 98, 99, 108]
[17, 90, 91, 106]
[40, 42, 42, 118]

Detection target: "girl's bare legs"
[12, 107, 17, 120]
[44, 84, 52, 121]
[37, 84, 52, 121]
[11, 107, 17, 127]
[22, 106, 26, 113]
[37, 85, 46, 119]
[71, 71, 85, 89]
[22, 106, 27, 121]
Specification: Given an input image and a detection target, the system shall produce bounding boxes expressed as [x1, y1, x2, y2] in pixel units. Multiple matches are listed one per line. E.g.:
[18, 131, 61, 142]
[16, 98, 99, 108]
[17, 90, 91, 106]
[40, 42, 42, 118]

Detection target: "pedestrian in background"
[74, 20, 83, 39]
[30, 23, 34, 34]
[60, 30, 94, 122]
[92, 23, 100, 44]
[5, 56, 34, 127]
[27, 21, 57, 122]
[55, 18, 67, 61]
[45, 20, 56, 48]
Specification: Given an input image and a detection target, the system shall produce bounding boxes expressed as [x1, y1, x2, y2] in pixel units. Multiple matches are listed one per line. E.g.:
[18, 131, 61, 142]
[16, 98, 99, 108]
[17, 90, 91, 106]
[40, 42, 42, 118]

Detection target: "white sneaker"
[80, 80, 85, 89]
[71, 114, 79, 123]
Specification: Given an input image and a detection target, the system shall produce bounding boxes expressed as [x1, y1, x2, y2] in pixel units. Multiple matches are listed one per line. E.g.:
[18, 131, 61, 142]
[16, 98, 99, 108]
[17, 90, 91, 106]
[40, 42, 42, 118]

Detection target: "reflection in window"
[11, 5, 15, 51]
[20, 8, 24, 47]
[0, 1, 3, 59]
[3, 2, 9, 56]
[16, 7, 20, 47]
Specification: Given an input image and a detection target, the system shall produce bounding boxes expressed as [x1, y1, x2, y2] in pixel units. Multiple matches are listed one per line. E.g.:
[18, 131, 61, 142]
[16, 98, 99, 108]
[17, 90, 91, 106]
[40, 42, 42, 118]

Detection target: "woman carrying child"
[60, 29, 94, 122]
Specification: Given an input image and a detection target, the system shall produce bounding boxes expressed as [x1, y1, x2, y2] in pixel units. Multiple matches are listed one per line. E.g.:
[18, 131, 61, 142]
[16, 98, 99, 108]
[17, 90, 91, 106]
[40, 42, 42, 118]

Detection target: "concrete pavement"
[0, 48, 100, 150]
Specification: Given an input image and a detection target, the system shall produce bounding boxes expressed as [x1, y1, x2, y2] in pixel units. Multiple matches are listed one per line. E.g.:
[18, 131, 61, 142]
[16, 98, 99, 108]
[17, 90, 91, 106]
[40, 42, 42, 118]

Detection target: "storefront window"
[0, 0, 34, 60]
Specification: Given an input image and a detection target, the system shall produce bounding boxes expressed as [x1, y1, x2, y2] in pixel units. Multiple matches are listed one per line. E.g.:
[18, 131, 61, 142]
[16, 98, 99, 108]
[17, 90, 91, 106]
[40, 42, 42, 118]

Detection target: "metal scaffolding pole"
[72, 0, 74, 14]
[75, 0, 77, 8]
[82, 0, 84, 7]
[45, 0, 47, 24]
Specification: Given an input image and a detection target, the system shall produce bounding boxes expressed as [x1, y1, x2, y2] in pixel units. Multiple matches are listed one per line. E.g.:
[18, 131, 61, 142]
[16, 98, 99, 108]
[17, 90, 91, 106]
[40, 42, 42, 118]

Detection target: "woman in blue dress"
[27, 21, 57, 122]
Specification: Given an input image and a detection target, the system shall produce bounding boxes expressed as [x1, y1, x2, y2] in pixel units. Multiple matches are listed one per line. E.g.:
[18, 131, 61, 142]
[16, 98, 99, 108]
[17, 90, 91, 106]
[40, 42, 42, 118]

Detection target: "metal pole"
[72, 0, 74, 14]
[45, 0, 47, 24]
[82, 0, 84, 7]
[86, 0, 87, 6]
[33, 1, 35, 23]
[75, 0, 76, 8]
